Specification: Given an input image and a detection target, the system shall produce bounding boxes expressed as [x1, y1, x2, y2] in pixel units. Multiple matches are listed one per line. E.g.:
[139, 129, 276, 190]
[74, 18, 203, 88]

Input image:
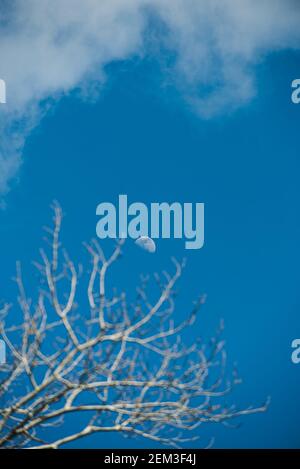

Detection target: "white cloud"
[0, 0, 300, 194]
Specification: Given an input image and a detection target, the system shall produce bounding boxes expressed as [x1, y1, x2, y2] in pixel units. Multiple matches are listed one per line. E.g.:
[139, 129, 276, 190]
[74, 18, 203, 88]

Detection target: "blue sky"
[0, 1, 300, 449]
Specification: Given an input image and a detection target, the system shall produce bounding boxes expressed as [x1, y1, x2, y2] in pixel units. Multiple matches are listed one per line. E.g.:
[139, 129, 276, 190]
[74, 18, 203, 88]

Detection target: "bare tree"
[0, 203, 267, 449]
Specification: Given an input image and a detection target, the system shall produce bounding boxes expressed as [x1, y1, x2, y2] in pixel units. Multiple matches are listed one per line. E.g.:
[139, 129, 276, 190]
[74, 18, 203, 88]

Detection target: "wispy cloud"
[1, 0, 300, 195]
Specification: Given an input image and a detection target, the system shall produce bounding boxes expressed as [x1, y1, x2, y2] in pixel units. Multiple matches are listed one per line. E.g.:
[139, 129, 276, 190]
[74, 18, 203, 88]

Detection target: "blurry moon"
[135, 236, 156, 253]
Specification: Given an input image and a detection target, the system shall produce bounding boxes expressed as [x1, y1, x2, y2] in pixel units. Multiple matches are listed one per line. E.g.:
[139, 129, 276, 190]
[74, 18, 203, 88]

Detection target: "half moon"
[135, 236, 156, 253]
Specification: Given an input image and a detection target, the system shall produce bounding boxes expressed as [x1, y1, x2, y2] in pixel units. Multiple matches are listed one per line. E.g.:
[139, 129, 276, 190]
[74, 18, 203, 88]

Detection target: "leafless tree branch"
[0, 203, 268, 449]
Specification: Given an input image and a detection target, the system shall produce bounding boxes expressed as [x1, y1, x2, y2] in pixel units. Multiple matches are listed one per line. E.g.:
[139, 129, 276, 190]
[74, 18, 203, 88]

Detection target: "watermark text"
[96, 195, 204, 250]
